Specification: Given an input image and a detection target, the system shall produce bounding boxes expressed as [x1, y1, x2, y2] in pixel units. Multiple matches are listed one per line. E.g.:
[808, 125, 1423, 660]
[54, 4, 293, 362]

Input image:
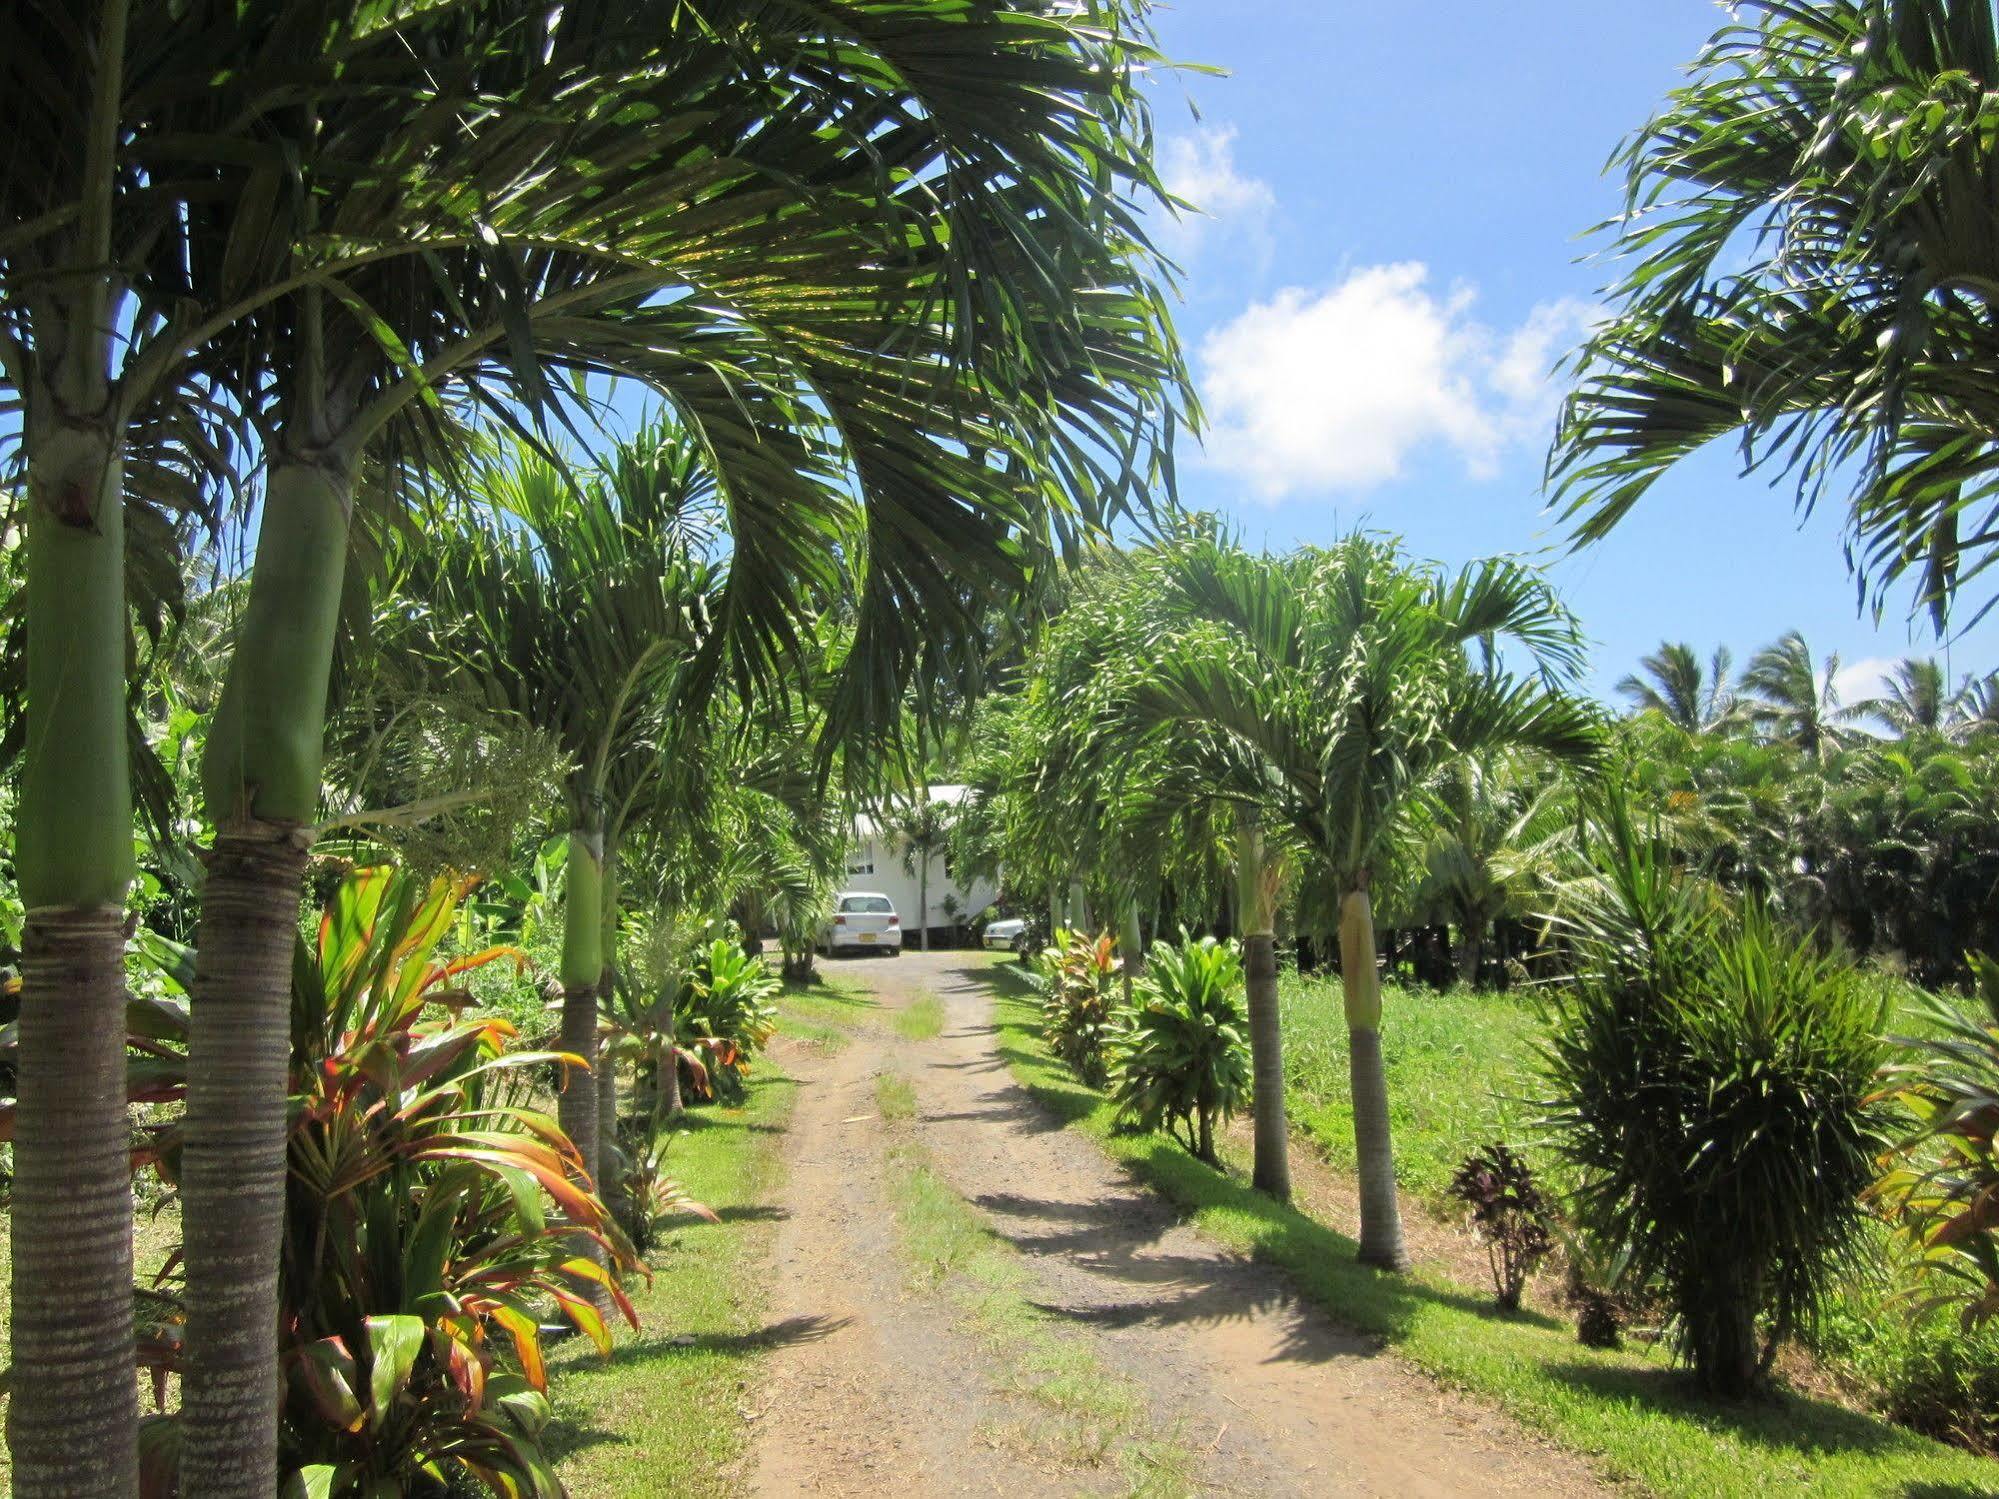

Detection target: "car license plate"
[859, 932, 877, 942]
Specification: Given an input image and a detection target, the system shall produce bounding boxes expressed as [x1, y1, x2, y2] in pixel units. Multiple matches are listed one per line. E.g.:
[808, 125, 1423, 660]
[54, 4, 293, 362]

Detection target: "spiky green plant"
[1108, 933, 1249, 1165]
[1539, 794, 1892, 1397]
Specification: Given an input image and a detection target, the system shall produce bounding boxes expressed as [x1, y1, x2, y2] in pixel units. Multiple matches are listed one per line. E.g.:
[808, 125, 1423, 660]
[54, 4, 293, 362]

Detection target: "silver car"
[818, 892, 903, 955]
[981, 916, 1030, 953]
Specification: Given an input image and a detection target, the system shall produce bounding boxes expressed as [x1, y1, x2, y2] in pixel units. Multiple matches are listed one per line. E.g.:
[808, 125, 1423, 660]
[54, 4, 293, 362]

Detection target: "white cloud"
[1832, 656, 1896, 706]
[1196, 263, 1596, 502]
[1157, 125, 1274, 263]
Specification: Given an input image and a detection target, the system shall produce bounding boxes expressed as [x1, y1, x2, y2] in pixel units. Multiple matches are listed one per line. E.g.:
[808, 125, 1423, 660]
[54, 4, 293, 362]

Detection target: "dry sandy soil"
[743, 948, 1606, 1498]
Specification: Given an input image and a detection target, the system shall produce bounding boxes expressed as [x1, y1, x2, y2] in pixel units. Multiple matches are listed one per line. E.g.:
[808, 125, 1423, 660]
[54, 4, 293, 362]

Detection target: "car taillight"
[834, 914, 847, 926]
[887, 915, 899, 927]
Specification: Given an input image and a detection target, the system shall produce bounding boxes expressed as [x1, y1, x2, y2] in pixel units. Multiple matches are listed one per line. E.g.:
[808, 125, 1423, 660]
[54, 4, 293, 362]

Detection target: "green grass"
[981, 966, 1999, 1499]
[777, 971, 877, 1049]
[874, 1070, 917, 1123]
[882, 1135, 1198, 1494]
[891, 992, 946, 1041]
[545, 1073, 797, 1498]
[1280, 974, 1543, 1207]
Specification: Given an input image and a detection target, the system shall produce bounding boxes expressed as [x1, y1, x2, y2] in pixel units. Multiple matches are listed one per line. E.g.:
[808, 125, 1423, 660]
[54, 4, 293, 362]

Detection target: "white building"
[842, 785, 999, 945]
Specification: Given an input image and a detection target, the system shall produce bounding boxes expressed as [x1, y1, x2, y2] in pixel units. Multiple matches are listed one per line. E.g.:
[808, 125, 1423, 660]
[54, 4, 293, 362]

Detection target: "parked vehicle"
[981, 916, 1030, 954]
[818, 892, 902, 956]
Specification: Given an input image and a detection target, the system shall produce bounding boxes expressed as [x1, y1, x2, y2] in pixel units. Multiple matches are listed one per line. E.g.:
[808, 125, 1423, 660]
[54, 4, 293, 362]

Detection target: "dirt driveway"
[744, 948, 1604, 1497]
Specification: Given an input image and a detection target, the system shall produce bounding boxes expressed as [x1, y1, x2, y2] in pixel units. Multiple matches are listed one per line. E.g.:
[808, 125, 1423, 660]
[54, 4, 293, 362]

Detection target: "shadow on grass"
[1539, 1359, 1973, 1467]
[781, 978, 880, 1010]
[958, 961, 1980, 1482]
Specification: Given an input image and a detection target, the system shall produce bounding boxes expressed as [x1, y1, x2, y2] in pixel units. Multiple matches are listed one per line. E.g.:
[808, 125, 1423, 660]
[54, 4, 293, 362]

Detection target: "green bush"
[1108, 934, 1249, 1163]
[1871, 953, 1999, 1331]
[1035, 930, 1120, 1088]
[674, 938, 781, 1100]
[1540, 801, 1891, 1398]
[1818, 1275, 1999, 1454]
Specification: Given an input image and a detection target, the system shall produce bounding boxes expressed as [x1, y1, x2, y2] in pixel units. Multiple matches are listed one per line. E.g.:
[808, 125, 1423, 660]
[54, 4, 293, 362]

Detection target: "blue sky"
[1141, 0, 1999, 705]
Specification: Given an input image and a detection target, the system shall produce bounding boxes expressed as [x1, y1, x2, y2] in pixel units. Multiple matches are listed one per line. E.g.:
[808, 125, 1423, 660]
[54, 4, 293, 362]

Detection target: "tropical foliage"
[1107, 934, 1250, 1165]
[1538, 798, 1893, 1397]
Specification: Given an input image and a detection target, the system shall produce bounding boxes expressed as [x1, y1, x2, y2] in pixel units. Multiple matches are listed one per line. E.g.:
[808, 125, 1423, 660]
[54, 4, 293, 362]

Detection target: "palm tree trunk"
[1454, 923, 1482, 988]
[183, 458, 353, 1497]
[12, 914, 137, 1498]
[560, 823, 605, 1187]
[1049, 882, 1062, 935]
[1339, 885, 1409, 1271]
[919, 858, 930, 951]
[1121, 896, 1145, 1005]
[12, 25, 141, 1473]
[1237, 813, 1290, 1200]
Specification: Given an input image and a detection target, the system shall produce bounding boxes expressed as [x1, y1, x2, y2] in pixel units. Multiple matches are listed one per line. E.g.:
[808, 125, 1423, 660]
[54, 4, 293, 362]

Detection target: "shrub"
[1870, 953, 1999, 1331]
[130, 867, 641, 1496]
[1447, 1144, 1553, 1312]
[1037, 929, 1120, 1087]
[1108, 934, 1250, 1163]
[1818, 1276, 1999, 1454]
[674, 937, 781, 1100]
[605, 1120, 718, 1254]
[1539, 801, 1891, 1398]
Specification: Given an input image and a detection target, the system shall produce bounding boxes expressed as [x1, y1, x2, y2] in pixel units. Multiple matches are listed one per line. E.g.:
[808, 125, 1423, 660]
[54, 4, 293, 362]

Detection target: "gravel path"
[743, 948, 1605, 1497]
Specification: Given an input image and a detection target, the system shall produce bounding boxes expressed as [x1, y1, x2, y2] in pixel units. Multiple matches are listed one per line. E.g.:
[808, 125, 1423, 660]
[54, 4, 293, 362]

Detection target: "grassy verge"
[1280, 974, 1540, 1207]
[777, 971, 876, 1049]
[545, 1072, 797, 1498]
[980, 961, 1999, 1498]
[874, 1070, 917, 1122]
[891, 992, 945, 1041]
[880, 1127, 1198, 1495]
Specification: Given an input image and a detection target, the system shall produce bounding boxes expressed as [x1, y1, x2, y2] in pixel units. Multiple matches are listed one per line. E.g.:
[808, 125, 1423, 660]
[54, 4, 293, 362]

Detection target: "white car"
[981, 916, 1030, 953]
[818, 892, 902, 956]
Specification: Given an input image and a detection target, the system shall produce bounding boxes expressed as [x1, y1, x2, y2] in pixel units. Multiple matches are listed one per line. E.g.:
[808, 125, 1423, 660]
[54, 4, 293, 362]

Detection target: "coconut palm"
[1742, 631, 1862, 759]
[1617, 642, 1740, 734]
[1551, 0, 1999, 630]
[1957, 672, 1999, 740]
[1859, 656, 1957, 737]
[1109, 534, 1603, 1266]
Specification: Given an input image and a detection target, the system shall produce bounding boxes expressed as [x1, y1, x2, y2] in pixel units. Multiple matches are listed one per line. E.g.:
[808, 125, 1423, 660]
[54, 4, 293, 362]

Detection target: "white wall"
[840, 832, 998, 938]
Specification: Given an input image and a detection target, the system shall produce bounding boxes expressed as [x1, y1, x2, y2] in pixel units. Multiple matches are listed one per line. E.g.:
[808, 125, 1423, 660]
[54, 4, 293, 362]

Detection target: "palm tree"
[1407, 756, 1576, 986]
[1617, 642, 1740, 734]
[1860, 656, 1957, 737]
[400, 429, 717, 1186]
[0, 6, 297, 1485]
[1956, 673, 1999, 741]
[1550, 0, 1999, 630]
[893, 794, 956, 951]
[1742, 631, 1861, 759]
[164, 7, 1187, 1487]
[1113, 534, 1602, 1267]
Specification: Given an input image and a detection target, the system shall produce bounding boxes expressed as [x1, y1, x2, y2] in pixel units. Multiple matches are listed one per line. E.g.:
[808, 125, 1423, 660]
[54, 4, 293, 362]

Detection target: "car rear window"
[840, 895, 893, 914]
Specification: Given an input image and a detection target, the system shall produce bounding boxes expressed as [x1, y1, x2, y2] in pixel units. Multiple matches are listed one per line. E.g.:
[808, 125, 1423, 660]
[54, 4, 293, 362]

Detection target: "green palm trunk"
[14, 422, 140, 1499]
[1339, 885, 1409, 1270]
[182, 457, 352, 1496]
[1237, 813, 1290, 1201]
[560, 822, 606, 1187]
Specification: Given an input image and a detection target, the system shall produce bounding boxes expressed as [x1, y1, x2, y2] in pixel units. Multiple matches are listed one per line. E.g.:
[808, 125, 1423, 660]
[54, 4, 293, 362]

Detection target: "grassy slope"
[1279, 974, 1542, 1206]
[983, 961, 1999, 1498]
[545, 1069, 798, 1498]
